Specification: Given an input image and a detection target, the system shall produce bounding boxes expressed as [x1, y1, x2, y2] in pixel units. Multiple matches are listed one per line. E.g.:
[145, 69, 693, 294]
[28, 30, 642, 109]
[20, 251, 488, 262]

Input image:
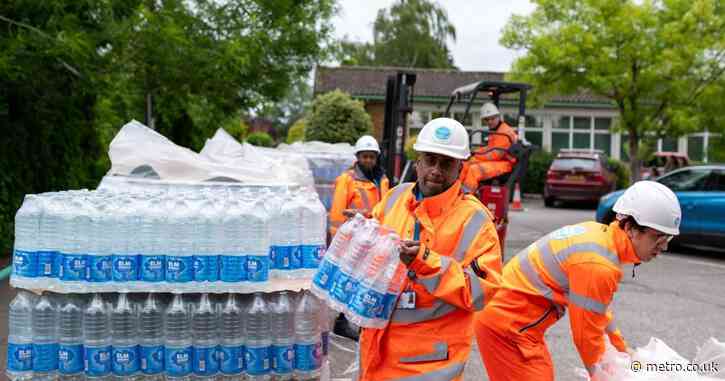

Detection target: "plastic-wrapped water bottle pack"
[11, 185, 327, 293]
[311, 215, 407, 329]
[6, 290, 332, 381]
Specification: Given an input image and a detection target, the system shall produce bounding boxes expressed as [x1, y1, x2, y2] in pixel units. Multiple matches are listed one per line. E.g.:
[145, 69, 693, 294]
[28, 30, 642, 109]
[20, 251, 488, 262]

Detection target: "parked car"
[640, 152, 689, 180]
[597, 165, 725, 249]
[544, 149, 617, 207]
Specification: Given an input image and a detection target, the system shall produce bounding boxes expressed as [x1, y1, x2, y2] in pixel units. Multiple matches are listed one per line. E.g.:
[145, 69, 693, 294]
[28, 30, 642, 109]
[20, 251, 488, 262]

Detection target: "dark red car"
[544, 149, 617, 207]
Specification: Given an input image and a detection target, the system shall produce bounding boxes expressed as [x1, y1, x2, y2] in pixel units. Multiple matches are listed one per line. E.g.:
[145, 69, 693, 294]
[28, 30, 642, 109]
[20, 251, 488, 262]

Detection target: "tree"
[286, 118, 307, 144]
[256, 79, 314, 142]
[246, 132, 274, 147]
[336, 0, 457, 69]
[305, 90, 372, 144]
[501, 0, 725, 180]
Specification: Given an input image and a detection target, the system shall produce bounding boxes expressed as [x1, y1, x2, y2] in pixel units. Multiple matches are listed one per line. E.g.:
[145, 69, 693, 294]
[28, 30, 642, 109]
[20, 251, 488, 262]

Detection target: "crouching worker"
[358, 118, 503, 381]
[475, 181, 681, 380]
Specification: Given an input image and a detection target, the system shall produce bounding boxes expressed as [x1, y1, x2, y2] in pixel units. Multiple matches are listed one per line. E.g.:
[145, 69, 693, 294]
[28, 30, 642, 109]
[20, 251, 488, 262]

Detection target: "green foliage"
[286, 119, 307, 144]
[607, 158, 632, 190]
[305, 90, 372, 144]
[257, 80, 313, 141]
[246, 132, 274, 147]
[336, 0, 457, 68]
[709, 134, 725, 163]
[405, 135, 419, 160]
[522, 150, 554, 194]
[501, 0, 725, 181]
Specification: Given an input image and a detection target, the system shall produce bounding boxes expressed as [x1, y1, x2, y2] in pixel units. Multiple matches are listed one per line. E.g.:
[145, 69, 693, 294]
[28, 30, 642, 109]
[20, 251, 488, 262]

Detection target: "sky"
[331, 0, 536, 72]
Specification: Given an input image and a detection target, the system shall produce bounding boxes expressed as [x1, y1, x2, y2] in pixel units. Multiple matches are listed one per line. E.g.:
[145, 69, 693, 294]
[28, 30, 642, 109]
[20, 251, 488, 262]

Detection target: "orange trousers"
[461, 160, 513, 191]
[474, 290, 556, 381]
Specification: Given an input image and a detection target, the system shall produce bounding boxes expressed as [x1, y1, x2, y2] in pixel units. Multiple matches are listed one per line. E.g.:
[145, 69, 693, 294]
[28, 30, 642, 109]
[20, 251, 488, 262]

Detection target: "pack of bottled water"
[11, 184, 327, 293]
[6, 290, 332, 381]
[311, 215, 407, 329]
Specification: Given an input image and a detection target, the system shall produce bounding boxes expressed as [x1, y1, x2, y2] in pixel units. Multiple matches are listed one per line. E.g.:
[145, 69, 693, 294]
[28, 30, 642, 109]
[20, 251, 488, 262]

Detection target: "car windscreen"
[551, 158, 597, 171]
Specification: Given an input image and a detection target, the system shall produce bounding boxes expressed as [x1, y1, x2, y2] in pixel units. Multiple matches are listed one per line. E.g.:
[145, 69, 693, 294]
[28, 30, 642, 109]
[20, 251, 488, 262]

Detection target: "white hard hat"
[354, 135, 380, 154]
[613, 181, 681, 235]
[480, 102, 501, 119]
[413, 118, 470, 160]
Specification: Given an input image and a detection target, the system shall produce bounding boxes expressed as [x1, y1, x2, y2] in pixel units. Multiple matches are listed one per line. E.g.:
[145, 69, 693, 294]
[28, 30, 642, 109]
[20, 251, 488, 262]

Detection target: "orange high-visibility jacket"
[461, 122, 518, 189]
[358, 180, 503, 381]
[477, 221, 635, 377]
[329, 164, 389, 237]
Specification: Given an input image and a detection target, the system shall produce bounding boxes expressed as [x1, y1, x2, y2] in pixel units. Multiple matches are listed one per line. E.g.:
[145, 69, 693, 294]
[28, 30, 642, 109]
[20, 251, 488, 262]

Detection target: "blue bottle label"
[165, 346, 192, 377]
[140, 255, 165, 282]
[112, 345, 139, 375]
[246, 256, 270, 282]
[33, 342, 58, 371]
[219, 345, 244, 374]
[330, 271, 358, 304]
[140, 345, 164, 375]
[166, 256, 193, 283]
[85, 345, 111, 377]
[271, 344, 294, 374]
[290, 245, 303, 269]
[87, 255, 112, 282]
[271, 246, 292, 270]
[220, 255, 246, 282]
[193, 346, 219, 375]
[7, 342, 33, 371]
[244, 346, 270, 376]
[112, 254, 139, 281]
[301, 244, 325, 268]
[37, 250, 60, 278]
[380, 293, 399, 320]
[193, 255, 219, 282]
[312, 260, 338, 291]
[60, 254, 87, 281]
[58, 344, 84, 374]
[349, 285, 386, 319]
[294, 342, 322, 371]
[13, 249, 38, 277]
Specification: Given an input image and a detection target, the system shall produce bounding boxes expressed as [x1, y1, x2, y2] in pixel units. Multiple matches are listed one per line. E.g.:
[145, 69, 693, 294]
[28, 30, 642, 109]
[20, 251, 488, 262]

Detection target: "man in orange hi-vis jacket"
[475, 181, 682, 381]
[461, 102, 517, 191]
[329, 135, 390, 238]
[357, 117, 503, 381]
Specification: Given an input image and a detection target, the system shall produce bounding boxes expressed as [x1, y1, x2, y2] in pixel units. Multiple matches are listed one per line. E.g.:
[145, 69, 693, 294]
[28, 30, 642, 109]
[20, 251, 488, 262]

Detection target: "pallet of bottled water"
[11, 185, 328, 293]
[6, 290, 332, 381]
[311, 215, 407, 329]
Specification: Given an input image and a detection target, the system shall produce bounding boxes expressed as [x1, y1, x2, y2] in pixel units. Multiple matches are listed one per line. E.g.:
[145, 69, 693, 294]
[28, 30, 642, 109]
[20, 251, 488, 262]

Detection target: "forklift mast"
[381, 72, 416, 184]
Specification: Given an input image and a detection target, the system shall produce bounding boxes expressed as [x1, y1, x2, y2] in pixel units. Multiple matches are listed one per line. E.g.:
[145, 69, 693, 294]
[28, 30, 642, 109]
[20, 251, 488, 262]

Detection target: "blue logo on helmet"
[674, 216, 680, 227]
[434, 126, 451, 141]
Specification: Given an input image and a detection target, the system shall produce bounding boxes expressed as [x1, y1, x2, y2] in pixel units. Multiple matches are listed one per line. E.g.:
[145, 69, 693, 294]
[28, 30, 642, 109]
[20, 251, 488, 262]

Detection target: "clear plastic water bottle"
[279, 195, 303, 274]
[13, 195, 42, 279]
[32, 293, 59, 381]
[59, 198, 89, 283]
[192, 200, 220, 284]
[111, 293, 140, 380]
[139, 197, 165, 283]
[330, 220, 379, 308]
[164, 294, 192, 381]
[245, 292, 271, 381]
[87, 200, 112, 283]
[220, 200, 246, 283]
[138, 293, 164, 381]
[300, 193, 327, 270]
[111, 197, 140, 283]
[265, 194, 288, 278]
[269, 292, 295, 381]
[84, 294, 112, 380]
[312, 214, 365, 301]
[349, 232, 399, 327]
[318, 303, 332, 363]
[294, 291, 323, 380]
[219, 294, 244, 380]
[192, 294, 219, 380]
[245, 200, 270, 283]
[7, 291, 34, 381]
[38, 196, 61, 279]
[58, 295, 85, 381]
[166, 199, 194, 285]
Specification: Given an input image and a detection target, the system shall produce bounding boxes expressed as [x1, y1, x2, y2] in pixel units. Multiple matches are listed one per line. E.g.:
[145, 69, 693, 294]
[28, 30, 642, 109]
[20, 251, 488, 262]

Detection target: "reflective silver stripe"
[399, 342, 448, 363]
[538, 241, 569, 291]
[451, 211, 488, 262]
[357, 187, 371, 209]
[390, 299, 458, 324]
[417, 256, 452, 294]
[466, 267, 485, 310]
[516, 247, 556, 300]
[390, 362, 465, 381]
[385, 183, 414, 214]
[569, 292, 608, 314]
[553, 242, 620, 267]
[538, 240, 619, 293]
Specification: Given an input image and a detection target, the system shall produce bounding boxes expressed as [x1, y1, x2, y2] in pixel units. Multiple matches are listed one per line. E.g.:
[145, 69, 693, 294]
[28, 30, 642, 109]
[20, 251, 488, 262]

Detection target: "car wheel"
[544, 196, 555, 207]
